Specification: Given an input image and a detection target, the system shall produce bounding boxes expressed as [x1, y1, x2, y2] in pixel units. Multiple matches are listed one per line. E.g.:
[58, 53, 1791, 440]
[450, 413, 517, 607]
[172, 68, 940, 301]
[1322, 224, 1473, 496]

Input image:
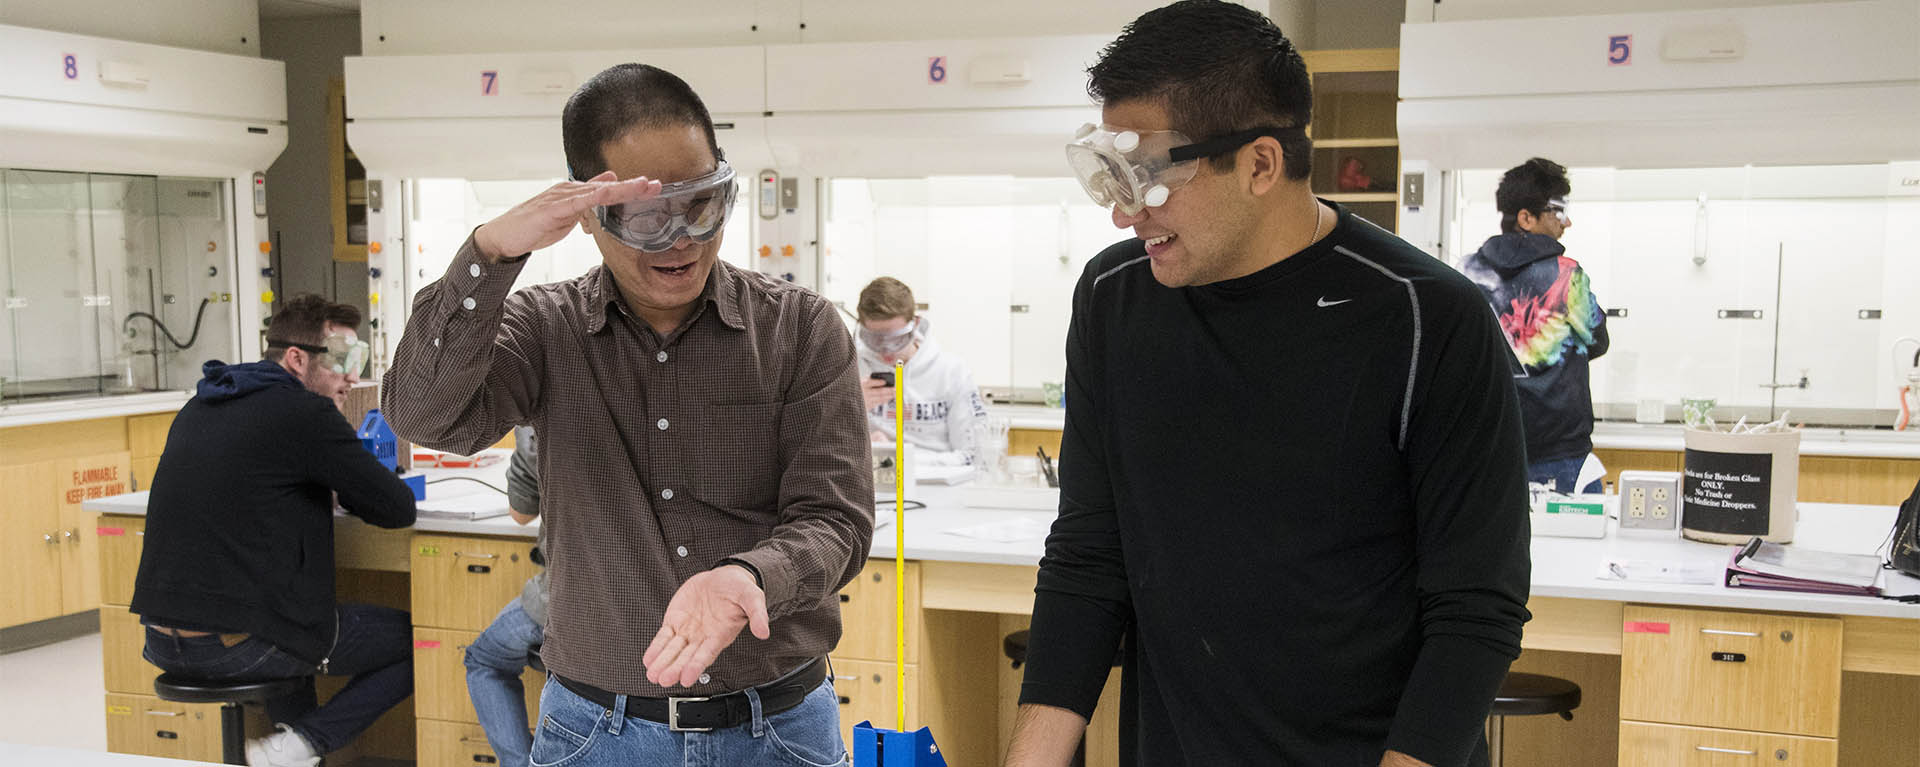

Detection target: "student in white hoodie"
[855, 277, 989, 466]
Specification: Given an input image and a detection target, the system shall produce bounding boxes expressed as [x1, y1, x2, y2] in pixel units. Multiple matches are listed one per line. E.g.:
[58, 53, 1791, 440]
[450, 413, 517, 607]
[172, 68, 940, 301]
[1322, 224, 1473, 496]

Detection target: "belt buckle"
[667, 696, 712, 732]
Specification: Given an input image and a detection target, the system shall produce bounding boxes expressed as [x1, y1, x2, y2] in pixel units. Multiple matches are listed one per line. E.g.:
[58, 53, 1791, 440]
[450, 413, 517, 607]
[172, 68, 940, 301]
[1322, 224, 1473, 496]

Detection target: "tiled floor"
[0, 632, 107, 752]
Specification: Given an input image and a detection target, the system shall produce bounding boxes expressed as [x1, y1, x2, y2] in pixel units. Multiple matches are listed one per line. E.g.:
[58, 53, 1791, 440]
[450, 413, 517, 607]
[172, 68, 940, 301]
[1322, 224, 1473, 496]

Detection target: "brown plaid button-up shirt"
[383, 236, 873, 696]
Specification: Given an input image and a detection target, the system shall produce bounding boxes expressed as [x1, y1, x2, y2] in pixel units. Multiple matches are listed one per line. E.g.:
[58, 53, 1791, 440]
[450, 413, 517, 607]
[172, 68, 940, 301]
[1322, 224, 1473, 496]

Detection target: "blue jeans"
[529, 673, 847, 767]
[141, 603, 413, 755]
[466, 600, 546, 767]
[1529, 455, 1602, 494]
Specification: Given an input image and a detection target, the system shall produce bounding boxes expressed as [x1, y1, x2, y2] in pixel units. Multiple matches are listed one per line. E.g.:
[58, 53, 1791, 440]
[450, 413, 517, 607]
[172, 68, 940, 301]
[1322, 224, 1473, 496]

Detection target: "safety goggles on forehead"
[858, 318, 922, 356]
[585, 162, 738, 253]
[1065, 123, 1303, 215]
[271, 334, 368, 377]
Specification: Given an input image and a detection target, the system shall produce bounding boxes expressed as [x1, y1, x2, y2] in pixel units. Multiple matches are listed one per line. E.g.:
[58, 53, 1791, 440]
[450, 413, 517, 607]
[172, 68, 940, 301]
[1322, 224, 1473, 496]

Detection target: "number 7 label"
[1608, 35, 1632, 66]
[481, 70, 498, 95]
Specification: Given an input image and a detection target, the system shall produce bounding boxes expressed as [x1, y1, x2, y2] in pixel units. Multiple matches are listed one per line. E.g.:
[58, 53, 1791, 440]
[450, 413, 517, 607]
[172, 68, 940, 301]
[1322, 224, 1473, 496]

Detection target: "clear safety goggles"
[273, 333, 368, 377]
[586, 162, 738, 253]
[1541, 197, 1570, 224]
[858, 317, 924, 357]
[1065, 123, 1304, 215]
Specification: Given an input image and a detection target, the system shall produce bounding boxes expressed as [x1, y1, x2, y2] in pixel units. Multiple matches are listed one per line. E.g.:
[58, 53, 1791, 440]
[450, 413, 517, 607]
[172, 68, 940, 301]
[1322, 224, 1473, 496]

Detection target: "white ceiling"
[259, 0, 359, 19]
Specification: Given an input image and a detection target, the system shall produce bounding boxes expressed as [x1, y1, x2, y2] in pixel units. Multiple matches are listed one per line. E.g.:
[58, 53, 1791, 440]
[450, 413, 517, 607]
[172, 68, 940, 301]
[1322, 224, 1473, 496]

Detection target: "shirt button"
[432, 338, 440, 347]
[698, 673, 711, 685]
[676, 545, 688, 558]
[461, 297, 476, 311]
[469, 264, 481, 278]
[656, 351, 668, 363]
[661, 488, 674, 500]
[656, 418, 669, 431]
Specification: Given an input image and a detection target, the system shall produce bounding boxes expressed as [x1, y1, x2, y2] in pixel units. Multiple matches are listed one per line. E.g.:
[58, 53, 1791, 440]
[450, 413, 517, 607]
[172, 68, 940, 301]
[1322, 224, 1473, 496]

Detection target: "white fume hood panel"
[1397, 0, 1920, 170]
[0, 24, 284, 125]
[1400, 1, 1918, 101]
[346, 117, 773, 183]
[765, 108, 1097, 179]
[764, 35, 1105, 113]
[0, 25, 285, 177]
[345, 46, 766, 120]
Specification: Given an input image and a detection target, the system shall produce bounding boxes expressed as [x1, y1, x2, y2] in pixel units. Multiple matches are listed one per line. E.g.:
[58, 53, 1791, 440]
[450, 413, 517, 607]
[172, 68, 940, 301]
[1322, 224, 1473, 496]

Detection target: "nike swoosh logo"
[1317, 297, 1353, 307]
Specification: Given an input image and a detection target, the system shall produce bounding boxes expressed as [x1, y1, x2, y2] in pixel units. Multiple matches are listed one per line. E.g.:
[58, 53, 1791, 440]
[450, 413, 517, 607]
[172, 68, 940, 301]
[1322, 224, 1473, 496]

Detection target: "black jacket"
[1463, 233, 1609, 464]
[131, 360, 415, 665]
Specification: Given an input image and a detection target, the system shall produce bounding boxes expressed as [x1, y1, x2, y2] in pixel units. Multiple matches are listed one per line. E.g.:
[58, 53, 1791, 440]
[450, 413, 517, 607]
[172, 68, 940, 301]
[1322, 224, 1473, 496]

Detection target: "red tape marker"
[98, 527, 126, 536]
[414, 640, 442, 649]
[1623, 621, 1671, 634]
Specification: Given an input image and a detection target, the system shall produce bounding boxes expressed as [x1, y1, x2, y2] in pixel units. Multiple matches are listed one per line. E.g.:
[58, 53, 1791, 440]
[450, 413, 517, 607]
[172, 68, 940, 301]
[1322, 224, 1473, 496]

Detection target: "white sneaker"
[246, 724, 320, 767]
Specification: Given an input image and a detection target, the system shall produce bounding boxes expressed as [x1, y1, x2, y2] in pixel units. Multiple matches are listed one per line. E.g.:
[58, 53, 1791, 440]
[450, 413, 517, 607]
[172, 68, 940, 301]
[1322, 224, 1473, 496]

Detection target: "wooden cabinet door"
[100, 603, 163, 696]
[97, 514, 146, 606]
[413, 627, 543, 725]
[60, 452, 129, 612]
[836, 560, 921, 663]
[830, 657, 920, 756]
[1621, 605, 1842, 737]
[104, 693, 226, 763]
[1, 462, 65, 627]
[1619, 721, 1837, 767]
[417, 718, 504, 767]
[410, 535, 541, 632]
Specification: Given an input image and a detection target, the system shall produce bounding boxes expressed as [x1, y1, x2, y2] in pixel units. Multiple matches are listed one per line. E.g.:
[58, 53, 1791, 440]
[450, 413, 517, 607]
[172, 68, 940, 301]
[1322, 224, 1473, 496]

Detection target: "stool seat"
[1490, 672, 1581, 718]
[154, 673, 309, 705]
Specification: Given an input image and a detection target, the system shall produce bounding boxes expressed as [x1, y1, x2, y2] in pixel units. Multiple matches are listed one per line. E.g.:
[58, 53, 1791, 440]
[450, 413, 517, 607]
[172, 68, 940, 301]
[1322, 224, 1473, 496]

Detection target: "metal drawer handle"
[458, 737, 491, 745]
[44, 534, 58, 544]
[1695, 746, 1755, 755]
[455, 552, 499, 560]
[146, 710, 183, 717]
[833, 674, 860, 682]
[1700, 629, 1760, 638]
[135, 530, 145, 536]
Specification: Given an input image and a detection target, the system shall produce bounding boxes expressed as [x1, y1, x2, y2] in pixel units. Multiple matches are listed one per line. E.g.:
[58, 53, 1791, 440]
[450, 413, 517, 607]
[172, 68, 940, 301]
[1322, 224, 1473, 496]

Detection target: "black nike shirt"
[1020, 204, 1533, 767]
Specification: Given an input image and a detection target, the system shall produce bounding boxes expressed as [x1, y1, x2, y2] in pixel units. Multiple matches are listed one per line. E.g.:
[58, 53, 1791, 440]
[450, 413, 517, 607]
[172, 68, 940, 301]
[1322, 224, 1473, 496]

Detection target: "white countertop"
[92, 475, 1920, 620]
[0, 742, 215, 767]
[0, 390, 192, 429]
[988, 405, 1920, 460]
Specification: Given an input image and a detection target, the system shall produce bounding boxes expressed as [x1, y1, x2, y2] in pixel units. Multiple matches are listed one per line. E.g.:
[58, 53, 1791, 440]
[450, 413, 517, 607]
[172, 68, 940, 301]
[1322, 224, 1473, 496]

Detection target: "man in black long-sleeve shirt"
[133, 294, 416, 767]
[1008, 4, 1532, 766]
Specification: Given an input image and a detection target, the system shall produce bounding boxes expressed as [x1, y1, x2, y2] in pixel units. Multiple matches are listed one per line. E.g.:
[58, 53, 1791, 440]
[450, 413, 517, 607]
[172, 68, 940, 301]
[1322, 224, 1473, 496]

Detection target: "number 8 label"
[63, 54, 79, 80]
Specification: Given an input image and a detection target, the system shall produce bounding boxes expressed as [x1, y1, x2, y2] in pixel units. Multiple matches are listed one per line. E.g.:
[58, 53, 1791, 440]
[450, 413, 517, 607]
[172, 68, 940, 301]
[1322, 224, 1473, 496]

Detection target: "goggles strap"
[1167, 125, 1307, 164]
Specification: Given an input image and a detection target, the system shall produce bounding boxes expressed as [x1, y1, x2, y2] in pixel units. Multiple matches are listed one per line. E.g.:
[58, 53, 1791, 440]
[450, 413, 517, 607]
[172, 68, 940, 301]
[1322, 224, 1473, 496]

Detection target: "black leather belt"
[552, 657, 826, 732]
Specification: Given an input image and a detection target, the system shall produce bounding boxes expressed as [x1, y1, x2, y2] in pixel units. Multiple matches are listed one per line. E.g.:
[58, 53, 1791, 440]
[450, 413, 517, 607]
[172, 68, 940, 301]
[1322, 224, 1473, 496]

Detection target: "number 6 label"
[1608, 35, 1632, 66]
[928, 56, 947, 85]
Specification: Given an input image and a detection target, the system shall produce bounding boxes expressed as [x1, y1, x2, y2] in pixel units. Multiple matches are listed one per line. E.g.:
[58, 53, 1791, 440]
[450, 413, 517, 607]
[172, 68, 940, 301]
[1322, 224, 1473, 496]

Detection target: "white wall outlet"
[1619, 470, 1684, 531]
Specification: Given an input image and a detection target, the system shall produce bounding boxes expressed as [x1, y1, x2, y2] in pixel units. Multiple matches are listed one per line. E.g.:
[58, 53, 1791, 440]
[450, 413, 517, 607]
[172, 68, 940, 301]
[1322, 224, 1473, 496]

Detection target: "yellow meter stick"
[891, 360, 908, 732]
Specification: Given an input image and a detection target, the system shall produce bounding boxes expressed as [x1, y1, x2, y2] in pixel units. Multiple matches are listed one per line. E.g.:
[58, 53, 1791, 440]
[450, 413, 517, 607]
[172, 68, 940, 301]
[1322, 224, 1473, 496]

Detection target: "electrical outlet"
[1620, 470, 1683, 531]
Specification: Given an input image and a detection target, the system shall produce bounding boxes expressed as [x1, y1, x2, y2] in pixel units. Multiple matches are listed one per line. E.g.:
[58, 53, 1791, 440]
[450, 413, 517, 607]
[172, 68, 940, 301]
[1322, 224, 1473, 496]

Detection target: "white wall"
[1314, 0, 1402, 49]
[0, 0, 259, 55]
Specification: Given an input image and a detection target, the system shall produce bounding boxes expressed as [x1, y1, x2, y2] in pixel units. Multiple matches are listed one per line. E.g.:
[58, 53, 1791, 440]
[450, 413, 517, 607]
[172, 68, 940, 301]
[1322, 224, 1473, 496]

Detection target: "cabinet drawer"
[413, 627, 544, 725]
[1620, 721, 1836, 767]
[418, 718, 507, 767]
[104, 693, 225, 763]
[1621, 605, 1841, 737]
[101, 604, 162, 696]
[97, 515, 145, 607]
[410, 534, 541, 632]
[829, 657, 920, 757]
[836, 560, 920, 663]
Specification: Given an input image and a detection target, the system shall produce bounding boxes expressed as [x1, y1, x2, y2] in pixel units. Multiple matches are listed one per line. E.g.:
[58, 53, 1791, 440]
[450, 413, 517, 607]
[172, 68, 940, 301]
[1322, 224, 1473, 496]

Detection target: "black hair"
[1087, 0, 1313, 180]
[1496, 157, 1572, 234]
[264, 294, 360, 363]
[562, 63, 722, 181]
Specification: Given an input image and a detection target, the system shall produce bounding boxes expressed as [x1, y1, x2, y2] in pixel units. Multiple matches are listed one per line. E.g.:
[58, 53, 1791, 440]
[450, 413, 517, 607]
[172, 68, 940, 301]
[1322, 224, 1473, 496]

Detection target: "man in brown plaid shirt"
[383, 63, 872, 766]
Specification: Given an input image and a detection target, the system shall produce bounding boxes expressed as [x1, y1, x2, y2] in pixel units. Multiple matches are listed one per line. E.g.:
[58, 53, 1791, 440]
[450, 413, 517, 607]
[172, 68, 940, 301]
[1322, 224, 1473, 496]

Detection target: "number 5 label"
[1608, 35, 1632, 66]
[928, 56, 947, 85]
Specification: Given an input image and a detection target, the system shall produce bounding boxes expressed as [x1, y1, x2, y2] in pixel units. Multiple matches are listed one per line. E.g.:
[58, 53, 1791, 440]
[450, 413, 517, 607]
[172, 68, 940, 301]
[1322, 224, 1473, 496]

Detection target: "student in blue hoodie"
[131, 294, 417, 767]
[1463, 158, 1610, 493]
